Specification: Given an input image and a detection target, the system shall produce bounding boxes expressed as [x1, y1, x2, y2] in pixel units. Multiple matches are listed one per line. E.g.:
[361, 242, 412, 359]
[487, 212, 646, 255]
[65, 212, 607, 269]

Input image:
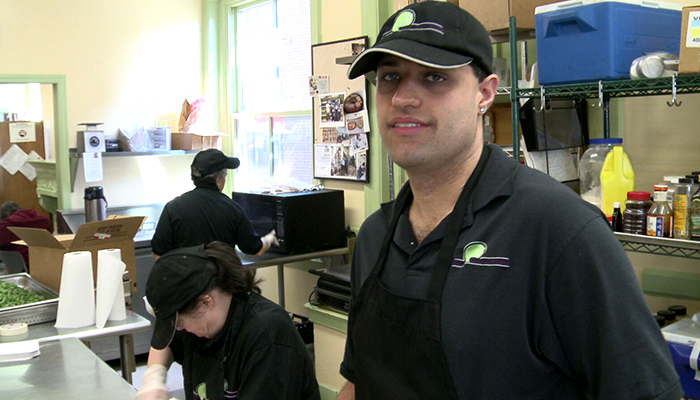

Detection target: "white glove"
[135, 364, 170, 400]
[262, 230, 280, 247]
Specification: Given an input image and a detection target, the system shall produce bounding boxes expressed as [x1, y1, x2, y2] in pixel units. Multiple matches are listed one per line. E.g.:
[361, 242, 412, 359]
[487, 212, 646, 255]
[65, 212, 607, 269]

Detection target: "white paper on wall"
[9, 122, 36, 143]
[83, 151, 103, 182]
[0, 144, 28, 175]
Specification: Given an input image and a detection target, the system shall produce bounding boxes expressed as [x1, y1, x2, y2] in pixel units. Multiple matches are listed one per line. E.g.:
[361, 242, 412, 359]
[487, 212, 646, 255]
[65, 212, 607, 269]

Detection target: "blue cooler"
[535, 0, 682, 85]
[662, 318, 700, 399]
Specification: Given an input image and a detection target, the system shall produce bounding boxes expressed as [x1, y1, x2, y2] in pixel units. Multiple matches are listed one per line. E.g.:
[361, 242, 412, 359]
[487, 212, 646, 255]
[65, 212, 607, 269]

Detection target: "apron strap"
[369, 182, 413, 277]
[427, 146, 490, 301]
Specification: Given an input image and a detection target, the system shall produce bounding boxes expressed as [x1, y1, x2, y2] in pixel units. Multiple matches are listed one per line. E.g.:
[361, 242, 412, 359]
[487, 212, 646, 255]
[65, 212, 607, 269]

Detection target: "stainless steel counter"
[238, 247, 349, 309]
[0, 338, 137, 399]
[0, 310, 151, 384]
[0, 309, 150, 344]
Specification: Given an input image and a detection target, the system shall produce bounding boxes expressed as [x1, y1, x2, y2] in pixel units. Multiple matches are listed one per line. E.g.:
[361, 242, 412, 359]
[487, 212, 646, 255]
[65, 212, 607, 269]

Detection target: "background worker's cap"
[191, 149, 240, 177]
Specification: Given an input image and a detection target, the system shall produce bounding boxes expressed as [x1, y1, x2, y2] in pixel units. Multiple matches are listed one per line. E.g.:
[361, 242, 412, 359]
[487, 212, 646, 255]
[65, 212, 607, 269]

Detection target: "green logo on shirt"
[452, 241, 511, 269]
[463, 242, 487, 260]
[194, 379, 231, 400]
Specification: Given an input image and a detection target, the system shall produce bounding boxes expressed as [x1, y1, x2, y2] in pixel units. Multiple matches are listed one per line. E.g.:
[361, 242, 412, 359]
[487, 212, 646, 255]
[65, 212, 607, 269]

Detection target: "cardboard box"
[489, 103, 520, 146]
[394, 0, 458, 12]
[457, 0, 556, 33]
[679, 5, 700, 74]
[9, 216, 145, 293]
[172, 132, 224, 151]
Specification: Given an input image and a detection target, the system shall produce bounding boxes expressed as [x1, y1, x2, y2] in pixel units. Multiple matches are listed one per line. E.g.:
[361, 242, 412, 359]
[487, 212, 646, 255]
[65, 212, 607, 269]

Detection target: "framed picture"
[312, 36, 369, 182]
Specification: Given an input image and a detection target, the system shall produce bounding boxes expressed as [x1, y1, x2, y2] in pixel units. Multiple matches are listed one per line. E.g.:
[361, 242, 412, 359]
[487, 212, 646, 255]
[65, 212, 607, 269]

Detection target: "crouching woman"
[137, 241, 320, 400]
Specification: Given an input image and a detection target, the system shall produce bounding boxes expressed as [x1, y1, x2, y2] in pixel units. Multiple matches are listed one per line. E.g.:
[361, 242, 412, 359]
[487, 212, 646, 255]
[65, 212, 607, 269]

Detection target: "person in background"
[136, 242, 320, 400]
[338, 2, 683, 399]
[151, 148, 277, 260]
[0, 201, 52, 270]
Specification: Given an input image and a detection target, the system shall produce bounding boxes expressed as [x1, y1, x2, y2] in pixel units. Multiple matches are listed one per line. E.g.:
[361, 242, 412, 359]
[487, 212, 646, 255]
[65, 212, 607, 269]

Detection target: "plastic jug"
[579, 138, 622, 212]
[600, 145, 635, 216]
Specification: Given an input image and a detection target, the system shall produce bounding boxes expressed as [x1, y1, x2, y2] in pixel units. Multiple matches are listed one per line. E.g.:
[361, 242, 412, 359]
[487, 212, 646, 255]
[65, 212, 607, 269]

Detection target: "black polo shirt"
[152, 187, 263, 256]
[342, 145, 683, 399]
[170, 292, 320, 400]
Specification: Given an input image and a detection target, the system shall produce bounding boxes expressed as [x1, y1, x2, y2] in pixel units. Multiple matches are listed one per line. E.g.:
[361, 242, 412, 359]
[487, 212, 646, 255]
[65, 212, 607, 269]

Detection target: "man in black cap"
[136, 242, 320, 400]
[151, 148, 277, 259]
[339, 2, 682, 399]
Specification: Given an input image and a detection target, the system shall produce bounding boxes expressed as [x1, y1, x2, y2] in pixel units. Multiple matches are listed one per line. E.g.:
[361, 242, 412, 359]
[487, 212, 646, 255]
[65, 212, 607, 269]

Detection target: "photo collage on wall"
[311, 36, 369, 182]
[314, 89, 368, 181]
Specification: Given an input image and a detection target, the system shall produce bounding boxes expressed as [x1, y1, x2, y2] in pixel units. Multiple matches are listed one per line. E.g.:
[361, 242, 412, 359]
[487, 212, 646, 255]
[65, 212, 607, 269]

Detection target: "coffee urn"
[84, 186, 108, 222]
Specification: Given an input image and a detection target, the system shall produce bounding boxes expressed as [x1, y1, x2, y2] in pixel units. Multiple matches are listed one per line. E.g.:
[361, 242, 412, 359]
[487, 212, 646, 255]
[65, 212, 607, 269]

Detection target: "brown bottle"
[647, 185, 672, 238]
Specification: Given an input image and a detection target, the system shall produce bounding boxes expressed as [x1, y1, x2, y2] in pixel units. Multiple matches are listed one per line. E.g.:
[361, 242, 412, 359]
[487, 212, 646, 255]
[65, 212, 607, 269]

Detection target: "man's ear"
[478, 74, 499, 112]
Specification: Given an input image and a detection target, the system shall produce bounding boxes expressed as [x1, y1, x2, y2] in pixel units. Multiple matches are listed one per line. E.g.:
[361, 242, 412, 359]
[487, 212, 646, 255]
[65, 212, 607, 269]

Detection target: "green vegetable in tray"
[0, 280, 46, 308]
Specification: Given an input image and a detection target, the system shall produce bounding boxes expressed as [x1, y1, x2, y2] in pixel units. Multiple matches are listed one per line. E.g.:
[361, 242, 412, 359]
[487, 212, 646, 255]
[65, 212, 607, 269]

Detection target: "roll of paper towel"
[96, 248, 127, 328]
[55, 251, 96, 329]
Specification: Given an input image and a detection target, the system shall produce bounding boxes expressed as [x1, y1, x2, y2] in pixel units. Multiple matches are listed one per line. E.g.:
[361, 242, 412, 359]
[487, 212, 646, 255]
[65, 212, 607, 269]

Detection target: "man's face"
[375, 55, 487, 173]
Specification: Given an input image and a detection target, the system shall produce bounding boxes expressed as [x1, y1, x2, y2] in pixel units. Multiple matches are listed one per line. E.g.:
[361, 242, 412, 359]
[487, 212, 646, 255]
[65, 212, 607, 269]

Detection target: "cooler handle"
[542, 12, 595, 38]
[691, 340, 700, 381]
[640, 1, 664, 9]
[551, 1, 584, 11]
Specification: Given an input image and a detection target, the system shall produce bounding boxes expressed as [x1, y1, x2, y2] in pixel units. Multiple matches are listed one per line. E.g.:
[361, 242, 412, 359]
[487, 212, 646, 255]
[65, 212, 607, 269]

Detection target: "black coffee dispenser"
[84, 186, 108, 223]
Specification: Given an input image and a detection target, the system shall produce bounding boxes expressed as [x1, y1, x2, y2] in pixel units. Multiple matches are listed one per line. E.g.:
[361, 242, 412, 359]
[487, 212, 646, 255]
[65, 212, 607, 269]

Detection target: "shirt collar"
[380, 144, 518, 231]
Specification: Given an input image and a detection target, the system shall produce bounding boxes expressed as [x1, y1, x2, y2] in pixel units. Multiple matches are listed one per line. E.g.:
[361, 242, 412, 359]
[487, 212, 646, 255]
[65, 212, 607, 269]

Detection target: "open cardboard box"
[457, 0, 556, 34]
[679, 5, 700, 74]
[394, 0, 458, 12]
[9, 216, 145, 293]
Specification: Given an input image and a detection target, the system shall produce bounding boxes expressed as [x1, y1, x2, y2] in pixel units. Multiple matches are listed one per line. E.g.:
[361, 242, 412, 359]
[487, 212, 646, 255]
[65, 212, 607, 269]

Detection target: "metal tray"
[0, 273, 59, 325]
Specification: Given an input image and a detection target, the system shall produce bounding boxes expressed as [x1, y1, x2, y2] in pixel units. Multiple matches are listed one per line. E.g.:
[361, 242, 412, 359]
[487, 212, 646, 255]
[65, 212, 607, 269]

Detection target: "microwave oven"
[231, 189, 346, 254]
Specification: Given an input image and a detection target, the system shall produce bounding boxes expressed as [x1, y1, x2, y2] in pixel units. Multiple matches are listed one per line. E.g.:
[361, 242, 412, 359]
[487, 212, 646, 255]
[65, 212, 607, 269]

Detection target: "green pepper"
[0, 280, 46, 308]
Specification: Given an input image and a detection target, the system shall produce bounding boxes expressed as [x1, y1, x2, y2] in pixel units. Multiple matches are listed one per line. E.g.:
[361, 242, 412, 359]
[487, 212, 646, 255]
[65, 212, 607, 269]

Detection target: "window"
[0, 83, 43, 122]
[228, 0, 312, 191]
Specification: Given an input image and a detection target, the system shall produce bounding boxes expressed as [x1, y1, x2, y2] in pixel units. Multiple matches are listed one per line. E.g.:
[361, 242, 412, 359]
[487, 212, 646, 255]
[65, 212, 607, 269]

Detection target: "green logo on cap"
[392, 10, 416, 32]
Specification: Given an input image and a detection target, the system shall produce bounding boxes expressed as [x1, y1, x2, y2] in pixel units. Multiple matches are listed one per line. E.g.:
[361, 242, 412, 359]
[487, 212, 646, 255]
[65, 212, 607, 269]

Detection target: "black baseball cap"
[347, 2, 493, 80]
[191, 149, 240, 178]
[146, 245, 217, 350]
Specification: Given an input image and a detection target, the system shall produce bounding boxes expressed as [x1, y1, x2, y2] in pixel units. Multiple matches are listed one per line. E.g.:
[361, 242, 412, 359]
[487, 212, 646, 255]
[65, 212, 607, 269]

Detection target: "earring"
[480, 107, 486, 114]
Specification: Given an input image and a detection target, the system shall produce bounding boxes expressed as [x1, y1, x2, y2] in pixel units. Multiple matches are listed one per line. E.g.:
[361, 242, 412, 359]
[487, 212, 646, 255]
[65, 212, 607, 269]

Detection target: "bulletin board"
[311, 36, 369, 182]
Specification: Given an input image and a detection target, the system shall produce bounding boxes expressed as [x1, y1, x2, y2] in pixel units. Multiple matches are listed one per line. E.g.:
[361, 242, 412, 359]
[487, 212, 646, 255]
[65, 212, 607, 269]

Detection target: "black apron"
[350, 150, 488, 400]
[184, 293, 249, 400]
[189, 352, 227, 400]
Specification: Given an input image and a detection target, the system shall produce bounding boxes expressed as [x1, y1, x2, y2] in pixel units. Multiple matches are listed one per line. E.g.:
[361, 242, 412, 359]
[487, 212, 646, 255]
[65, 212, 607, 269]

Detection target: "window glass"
[234, 117, 271, 191]
[231, 0, 312, 190]
[272, 116, 312, 185]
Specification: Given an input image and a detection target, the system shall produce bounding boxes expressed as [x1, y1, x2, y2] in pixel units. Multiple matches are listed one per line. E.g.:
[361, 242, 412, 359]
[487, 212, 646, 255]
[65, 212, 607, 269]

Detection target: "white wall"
[0, 0, 203, 208]
[317, 0, 367, 230]
[70, 153, 196, 207]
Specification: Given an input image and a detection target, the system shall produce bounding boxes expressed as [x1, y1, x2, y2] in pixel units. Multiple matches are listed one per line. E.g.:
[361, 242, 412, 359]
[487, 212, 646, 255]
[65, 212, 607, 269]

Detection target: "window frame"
[224, 0, 314, 189]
